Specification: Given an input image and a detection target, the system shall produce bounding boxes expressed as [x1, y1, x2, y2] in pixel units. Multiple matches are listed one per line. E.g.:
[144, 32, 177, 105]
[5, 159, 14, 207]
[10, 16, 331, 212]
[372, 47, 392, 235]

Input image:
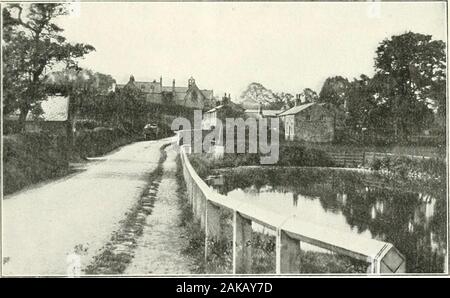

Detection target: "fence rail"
[178, 142, 406, 274]
[325, 150, 433, 168]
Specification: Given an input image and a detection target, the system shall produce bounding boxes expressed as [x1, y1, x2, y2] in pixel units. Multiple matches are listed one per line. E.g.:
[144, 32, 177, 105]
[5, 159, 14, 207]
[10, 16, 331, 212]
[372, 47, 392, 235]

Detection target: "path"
[125, 145, 196, 274]
[3, 138, 171, 276]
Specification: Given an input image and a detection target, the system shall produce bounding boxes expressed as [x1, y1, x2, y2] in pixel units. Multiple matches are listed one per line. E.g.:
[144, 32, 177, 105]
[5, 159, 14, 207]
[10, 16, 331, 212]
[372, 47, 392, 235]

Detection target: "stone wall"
[294, 105, 334, 143]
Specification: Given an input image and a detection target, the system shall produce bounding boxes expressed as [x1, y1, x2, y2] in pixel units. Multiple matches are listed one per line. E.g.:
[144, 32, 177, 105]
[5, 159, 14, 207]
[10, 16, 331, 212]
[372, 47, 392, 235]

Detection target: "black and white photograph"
[0, 0, 448, 279]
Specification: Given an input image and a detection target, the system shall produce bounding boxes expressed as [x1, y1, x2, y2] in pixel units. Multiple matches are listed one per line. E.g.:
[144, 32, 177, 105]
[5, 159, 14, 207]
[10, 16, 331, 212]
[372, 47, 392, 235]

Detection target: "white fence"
[178, 144, 406, 274]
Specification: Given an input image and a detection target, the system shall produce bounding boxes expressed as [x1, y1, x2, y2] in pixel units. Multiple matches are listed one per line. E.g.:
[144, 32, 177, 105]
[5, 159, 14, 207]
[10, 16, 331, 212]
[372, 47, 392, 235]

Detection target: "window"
[320, 115, 325, 121]
[305, 115, 311, 121]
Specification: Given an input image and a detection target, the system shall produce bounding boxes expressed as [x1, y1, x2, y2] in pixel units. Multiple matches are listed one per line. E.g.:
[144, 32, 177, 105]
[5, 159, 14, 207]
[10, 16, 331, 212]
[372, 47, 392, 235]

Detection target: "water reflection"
[207, 168, 447, 273]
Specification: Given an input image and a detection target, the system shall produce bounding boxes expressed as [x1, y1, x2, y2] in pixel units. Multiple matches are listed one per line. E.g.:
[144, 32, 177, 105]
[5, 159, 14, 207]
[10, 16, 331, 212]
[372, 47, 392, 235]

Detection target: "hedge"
[3, 132, 69, 195]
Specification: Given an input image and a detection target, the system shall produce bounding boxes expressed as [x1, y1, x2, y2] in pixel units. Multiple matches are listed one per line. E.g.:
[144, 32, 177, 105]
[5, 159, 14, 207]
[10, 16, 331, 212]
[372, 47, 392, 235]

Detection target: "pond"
[206, 167, 447, 273]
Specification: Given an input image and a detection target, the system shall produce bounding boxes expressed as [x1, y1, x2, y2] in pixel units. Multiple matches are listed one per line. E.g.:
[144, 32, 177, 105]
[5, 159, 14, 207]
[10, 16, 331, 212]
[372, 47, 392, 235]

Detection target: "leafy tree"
[345, 74, 388, 134]
[273, 92, 294, 109]
[2, 3, 94, 128]
[45, 69, 115, 118]
[300, 88, 319, 103]
[318, 76, 350, 107]
[374, 31, 445, 139]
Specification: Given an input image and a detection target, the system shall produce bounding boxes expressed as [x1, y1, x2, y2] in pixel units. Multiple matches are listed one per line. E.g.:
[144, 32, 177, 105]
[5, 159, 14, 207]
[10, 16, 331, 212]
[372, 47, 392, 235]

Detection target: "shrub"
[370, 155, 445, 182]
[278, 144, 334, 167]
[3, 132, 69, 195]
[187, 143, 333, 178]
[74, 127, 134, 158]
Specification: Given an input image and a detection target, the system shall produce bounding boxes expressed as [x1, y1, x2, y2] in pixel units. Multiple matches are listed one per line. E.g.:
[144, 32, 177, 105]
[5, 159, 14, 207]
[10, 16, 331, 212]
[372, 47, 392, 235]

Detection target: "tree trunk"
[18, 107, 29, 132]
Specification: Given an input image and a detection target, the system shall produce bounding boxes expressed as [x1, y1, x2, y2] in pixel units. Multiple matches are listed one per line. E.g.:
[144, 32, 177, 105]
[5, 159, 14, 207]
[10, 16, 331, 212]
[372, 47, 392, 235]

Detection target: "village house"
[278, 102, 334, 142]
[244, 106, 282, 120]
[4, 95, 72, 137]
[202, 94, 245, 130]
[115, 75, 215, 110]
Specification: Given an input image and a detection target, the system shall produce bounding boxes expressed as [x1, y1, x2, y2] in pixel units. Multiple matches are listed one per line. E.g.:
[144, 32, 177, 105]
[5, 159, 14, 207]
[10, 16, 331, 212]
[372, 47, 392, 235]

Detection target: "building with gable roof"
[115, 75, 215, 110]
[278, 102, 334, 142]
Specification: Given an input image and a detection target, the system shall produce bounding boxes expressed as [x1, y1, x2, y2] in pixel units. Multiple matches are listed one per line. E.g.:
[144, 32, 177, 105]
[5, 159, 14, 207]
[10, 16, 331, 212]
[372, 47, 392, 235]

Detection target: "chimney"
[160, 76, 162, 86]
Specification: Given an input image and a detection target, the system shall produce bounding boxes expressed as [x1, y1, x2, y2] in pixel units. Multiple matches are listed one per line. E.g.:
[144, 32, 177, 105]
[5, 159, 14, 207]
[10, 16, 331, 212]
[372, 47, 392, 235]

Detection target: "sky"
[57, 1, 447, 100]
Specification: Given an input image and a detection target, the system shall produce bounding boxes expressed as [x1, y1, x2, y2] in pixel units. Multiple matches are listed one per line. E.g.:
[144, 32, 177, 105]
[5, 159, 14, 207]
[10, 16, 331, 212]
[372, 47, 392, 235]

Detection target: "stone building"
[278, 102, 334, 142]
[202, 94, 245, 130]
[116, 75, 214, 110]
[244, 106, 282, 120]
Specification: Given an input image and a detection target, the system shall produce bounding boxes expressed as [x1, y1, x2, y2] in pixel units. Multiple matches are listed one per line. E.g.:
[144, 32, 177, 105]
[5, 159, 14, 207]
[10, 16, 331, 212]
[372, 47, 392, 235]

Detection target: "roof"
[161, 86, 189, 93]
[277, 102, 316, 117]
[201, 89, 214, 100]
[205, 105, 224, 113]
[132, 81, 162, 93]
[245, 109, 282, 117]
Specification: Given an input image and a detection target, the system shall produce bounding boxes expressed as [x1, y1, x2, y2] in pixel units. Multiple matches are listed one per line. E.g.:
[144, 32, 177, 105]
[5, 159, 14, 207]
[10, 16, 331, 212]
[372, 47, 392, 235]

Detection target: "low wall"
[178, 143, 406, 274]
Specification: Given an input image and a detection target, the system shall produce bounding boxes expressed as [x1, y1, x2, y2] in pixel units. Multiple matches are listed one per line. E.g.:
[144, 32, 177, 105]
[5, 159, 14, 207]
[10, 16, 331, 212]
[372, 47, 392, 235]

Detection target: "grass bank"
[188, 142, 333, 179]
[3, 132, 70, 195]
[369, 155, 446, 185]
[175, 153, 207, 274]
[74, 127, 143, 158]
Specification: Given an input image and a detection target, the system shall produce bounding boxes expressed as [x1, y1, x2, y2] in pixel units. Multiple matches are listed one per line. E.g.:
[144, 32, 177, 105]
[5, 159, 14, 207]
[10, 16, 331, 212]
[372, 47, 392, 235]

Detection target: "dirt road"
[3, 139, 171, 276]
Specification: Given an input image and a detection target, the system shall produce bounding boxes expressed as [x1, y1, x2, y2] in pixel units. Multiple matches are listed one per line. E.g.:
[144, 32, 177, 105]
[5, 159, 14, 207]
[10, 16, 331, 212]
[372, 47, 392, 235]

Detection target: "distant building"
[4, 95, 71, 137]
[202, 94, 245, 130]
[278, 102, 334, 142]
[244, 106, 281, 119]
[116, 75, 214, 110]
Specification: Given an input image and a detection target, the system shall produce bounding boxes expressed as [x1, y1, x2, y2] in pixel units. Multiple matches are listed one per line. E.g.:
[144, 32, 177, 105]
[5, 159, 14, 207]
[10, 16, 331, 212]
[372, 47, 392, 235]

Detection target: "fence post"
[279, 231, 301, 274]
[233, 211, 252, 274]
[205, 201, 222, 263]
[199, 191, 206, 229]
[344, 151, 347, 167]
[192, 184, 198, 219]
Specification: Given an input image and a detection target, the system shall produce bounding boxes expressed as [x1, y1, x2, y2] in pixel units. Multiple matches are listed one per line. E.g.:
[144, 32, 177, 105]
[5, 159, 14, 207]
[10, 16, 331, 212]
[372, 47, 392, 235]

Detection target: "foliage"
[188, 143, 333, 179]
[2, 3, 94, 126]
[175, 154, 206, 273]
[369, 155, 445, 183]
[319, 32, 446, 143]
[277, 143, 334, 167]
[374, 32, 446, 138]
[318, 76, 350, 107]
[74, 127, 138, 158]
[299, 88, 319, 104]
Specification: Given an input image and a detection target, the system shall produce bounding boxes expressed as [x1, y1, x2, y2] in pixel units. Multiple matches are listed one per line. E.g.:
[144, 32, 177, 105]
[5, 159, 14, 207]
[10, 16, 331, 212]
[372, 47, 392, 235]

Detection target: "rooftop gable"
[277, 102, 317, 117]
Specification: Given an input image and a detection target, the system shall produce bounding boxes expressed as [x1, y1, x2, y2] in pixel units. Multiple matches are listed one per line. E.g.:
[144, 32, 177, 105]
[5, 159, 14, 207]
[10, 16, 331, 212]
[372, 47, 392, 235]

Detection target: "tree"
[318, 76, 350, 107]
[272, 92, 294, 109]
[2, 3, 95, 128]
[374, 31, 446, 139]
[300, 88, 319, 103]
[345, 74, 385, 133]
[45, 69, 115, 118]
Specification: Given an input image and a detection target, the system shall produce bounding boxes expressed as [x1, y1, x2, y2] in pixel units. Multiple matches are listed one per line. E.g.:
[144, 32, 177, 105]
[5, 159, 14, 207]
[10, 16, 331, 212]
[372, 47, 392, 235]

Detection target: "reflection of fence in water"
[179, 143, 406, 274]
